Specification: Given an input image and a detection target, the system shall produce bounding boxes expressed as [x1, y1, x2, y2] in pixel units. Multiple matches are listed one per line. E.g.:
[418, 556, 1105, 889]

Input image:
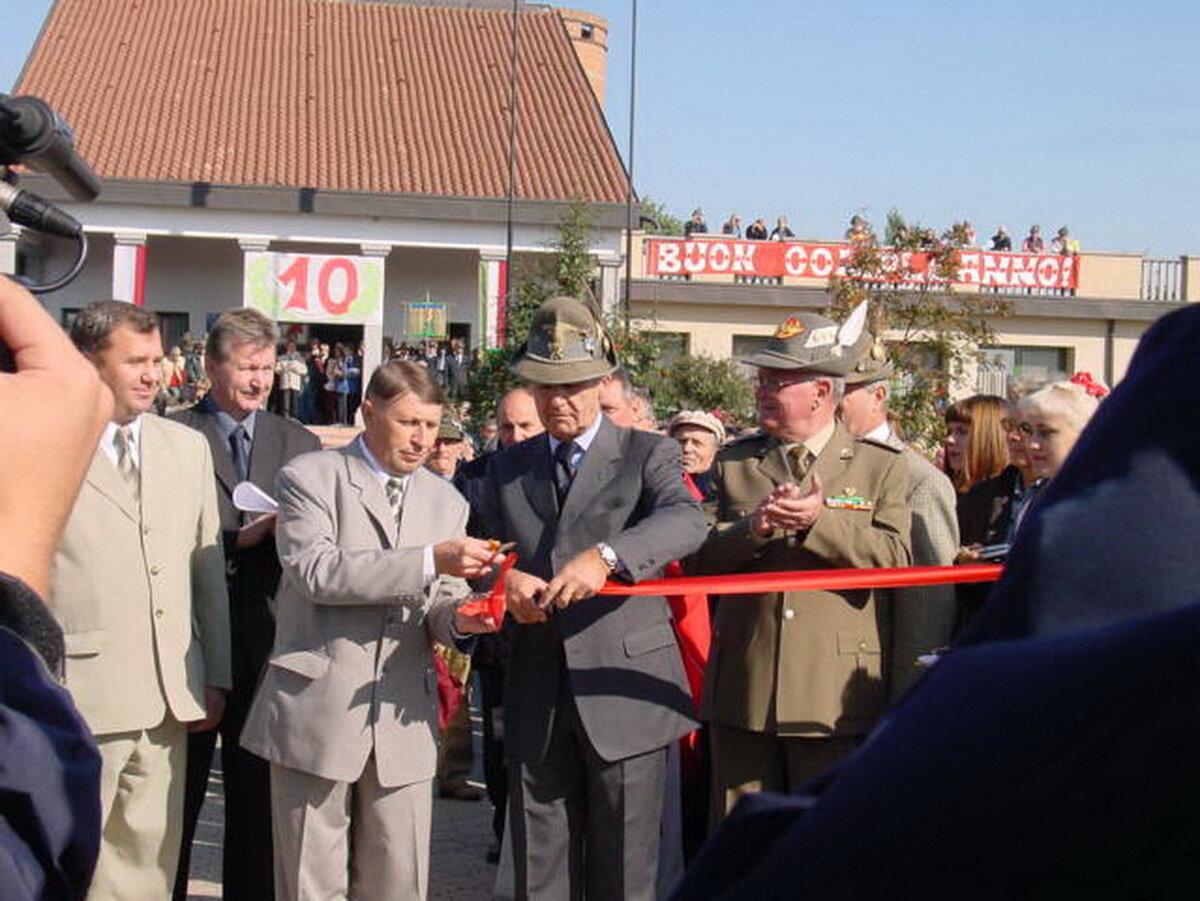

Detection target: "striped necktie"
[788, 445, 815, 482]
[115, 425, 140, 499]
[385, 476, 405, 526]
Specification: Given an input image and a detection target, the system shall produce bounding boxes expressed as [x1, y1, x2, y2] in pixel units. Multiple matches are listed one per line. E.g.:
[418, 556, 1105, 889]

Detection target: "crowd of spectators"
[678, 207, 1081, 256]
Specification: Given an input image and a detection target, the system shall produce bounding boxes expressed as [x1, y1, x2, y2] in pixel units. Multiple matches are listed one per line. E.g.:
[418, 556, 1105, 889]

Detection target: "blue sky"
[5, 0, 1197, 257]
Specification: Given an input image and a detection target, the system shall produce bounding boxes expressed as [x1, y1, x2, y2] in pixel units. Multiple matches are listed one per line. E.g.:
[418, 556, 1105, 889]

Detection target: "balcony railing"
[1141, 258, 1182, 302]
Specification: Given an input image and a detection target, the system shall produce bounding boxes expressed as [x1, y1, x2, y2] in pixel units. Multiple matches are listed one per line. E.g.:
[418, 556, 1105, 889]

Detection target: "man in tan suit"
[691, 309, 911, 824]
[49, 300, 231, 898]
[240, 361, 501, 900]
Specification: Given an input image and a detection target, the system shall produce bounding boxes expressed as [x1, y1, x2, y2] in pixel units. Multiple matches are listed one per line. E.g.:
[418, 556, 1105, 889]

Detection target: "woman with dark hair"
[942, 394, 1009, 494]
[953, 401, 1037, 629]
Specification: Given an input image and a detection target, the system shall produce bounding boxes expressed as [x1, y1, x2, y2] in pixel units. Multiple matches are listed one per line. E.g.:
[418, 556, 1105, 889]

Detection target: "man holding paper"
[170, 309, 320, 900]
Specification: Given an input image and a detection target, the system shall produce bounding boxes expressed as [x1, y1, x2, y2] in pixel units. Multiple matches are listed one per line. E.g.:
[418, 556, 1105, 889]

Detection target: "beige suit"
[241, 442, 470, 900]
[50, 413, 230, 898]
[693, 424, 910, 817]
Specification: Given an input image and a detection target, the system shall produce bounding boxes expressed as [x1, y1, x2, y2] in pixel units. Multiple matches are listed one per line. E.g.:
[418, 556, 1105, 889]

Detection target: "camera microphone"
[0, 95, 101, 202]
[0, 181, 82, 239]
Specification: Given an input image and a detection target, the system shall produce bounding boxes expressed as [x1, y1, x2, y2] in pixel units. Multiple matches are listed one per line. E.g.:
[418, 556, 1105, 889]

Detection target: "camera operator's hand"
[0, 276, 113, 596]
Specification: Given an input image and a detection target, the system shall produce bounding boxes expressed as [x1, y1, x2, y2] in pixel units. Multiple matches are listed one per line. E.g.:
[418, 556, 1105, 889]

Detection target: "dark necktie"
[229, 425, 250, 483]
[553, 440, 578, 508]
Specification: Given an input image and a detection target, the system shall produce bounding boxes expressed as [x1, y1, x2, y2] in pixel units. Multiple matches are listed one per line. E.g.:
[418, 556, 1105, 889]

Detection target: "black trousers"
[477, 662, 508, 842]
[508, 672, 667, 900]
[173, 687, 274, 901]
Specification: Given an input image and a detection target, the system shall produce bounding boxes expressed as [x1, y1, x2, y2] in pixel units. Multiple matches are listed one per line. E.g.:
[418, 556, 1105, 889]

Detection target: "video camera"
[0, 93, 101, 293]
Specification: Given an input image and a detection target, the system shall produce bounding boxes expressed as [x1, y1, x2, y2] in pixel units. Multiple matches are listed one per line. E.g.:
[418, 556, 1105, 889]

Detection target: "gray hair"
[206, 308, 278, 362]
[70, 300, 160, 355]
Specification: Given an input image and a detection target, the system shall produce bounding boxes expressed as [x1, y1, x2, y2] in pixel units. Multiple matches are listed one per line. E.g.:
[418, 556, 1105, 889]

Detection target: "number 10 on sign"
[243, 251, 385, 325]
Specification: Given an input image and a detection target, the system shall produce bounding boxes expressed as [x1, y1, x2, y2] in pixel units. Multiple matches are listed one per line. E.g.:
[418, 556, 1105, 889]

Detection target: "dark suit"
[446, 352, 470, 399]
[0, 572, 101, 901]
[170, 397, 320, 901]
[673, 302, 1200, 899]
[476, 417, 707, 899]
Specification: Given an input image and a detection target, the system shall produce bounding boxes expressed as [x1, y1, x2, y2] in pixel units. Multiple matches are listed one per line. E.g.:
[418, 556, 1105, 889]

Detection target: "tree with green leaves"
[466, 199, 757, 432]
[638, 197, 684, 236]
[464, 201, 600, 426]
[826, 210, 1011, 447]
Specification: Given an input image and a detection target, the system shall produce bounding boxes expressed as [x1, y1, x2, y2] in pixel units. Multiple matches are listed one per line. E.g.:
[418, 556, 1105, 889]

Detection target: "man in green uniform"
[692, 310, 911, 825]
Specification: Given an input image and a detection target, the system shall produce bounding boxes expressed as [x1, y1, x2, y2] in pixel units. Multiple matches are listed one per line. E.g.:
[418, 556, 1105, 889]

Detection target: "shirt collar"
[786, 419, 836, 460]
[547, 411, 603, 460]
[864, 420, 892, 443]
[102, 414, 144, 465]
[357, 435, 411, 489]
[213, 407, 257, 444]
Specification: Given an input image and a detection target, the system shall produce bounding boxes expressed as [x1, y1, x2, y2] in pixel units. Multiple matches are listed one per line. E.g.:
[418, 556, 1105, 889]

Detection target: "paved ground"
[185, 704, 498, 899]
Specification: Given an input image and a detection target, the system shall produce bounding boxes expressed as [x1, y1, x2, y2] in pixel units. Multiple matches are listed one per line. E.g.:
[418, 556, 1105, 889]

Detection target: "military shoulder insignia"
[825, 494, 874, 511]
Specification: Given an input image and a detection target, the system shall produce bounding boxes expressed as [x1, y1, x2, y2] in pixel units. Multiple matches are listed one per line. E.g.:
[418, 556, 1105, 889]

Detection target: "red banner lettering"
[646, 238, 1079, 290]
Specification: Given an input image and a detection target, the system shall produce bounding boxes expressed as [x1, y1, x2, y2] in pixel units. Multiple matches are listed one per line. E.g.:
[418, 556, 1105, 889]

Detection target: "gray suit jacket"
[475, 417, 707, 764]
[50, 415, 231, 736]
[240, 442, 469, 788]
[886, 441, 959, 702]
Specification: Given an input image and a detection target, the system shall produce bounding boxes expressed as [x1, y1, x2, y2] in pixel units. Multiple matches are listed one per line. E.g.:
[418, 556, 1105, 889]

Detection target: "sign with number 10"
[244, 251, 385, 324]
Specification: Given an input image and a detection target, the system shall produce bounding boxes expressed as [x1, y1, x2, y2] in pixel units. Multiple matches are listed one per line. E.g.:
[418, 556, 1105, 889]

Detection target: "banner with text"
[645, 238, 1079, 291]
[244, 251, 384, 324]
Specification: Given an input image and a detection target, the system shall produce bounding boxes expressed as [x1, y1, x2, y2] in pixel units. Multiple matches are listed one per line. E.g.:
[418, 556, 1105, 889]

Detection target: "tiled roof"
[16, 0, 629, 203]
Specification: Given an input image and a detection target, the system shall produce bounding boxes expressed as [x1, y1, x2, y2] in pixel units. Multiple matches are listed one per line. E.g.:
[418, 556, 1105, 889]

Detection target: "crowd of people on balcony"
[677, 208, 1081, 257]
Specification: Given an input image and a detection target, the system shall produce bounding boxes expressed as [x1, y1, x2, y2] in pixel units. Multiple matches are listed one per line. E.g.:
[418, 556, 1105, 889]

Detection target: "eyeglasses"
[756, 372, 821, 393]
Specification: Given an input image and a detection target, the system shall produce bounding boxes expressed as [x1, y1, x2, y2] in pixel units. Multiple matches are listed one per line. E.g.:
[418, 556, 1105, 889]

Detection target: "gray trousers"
[508, 680, 667, 900]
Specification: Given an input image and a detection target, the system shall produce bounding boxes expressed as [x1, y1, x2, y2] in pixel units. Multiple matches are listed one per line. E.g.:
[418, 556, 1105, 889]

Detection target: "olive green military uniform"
[693, 422, 911, 820]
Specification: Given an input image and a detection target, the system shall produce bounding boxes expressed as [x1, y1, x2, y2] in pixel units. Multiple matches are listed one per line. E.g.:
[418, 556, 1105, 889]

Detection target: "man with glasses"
[690, 310, 911, 826]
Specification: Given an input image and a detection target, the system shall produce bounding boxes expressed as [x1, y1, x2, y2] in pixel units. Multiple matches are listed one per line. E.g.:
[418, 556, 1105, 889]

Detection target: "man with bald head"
[496, 386, 544, 449]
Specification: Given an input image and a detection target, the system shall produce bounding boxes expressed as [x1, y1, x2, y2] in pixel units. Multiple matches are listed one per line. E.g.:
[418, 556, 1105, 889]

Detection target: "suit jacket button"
[783, 608, 795, 620]
[155, 608, 164, 619]
[150, 564, 162, 576]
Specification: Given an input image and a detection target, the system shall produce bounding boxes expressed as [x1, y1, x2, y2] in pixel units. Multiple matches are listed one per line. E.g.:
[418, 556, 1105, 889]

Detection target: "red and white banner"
[645, 237, 1080, 291]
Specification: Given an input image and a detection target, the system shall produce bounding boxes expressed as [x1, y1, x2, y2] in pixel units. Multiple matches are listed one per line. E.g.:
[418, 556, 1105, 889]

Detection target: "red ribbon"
[595, 564, 1002, 597]
[457, 554, 518, 620]
[459, 561, 1002, 615]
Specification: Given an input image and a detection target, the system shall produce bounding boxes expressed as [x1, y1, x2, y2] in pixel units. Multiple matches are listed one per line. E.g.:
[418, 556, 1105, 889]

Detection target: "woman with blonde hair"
[942, 394, 1010, 494]
[1018, 381, 1100, 483]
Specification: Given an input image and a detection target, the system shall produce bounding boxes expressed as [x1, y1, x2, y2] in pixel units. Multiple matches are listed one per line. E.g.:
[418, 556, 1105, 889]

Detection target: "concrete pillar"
[0, 229, 17, 275]
[596, 252, 623, 318]
[112, 231, 148, 305]
[359, 243, 393, 388]
[1182, 256, 1200, 303]
[479, 248, 507, 349]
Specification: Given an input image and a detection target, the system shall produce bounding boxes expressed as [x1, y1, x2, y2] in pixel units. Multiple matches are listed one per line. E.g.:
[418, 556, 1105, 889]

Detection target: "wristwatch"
[595, 541, 619, 573]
